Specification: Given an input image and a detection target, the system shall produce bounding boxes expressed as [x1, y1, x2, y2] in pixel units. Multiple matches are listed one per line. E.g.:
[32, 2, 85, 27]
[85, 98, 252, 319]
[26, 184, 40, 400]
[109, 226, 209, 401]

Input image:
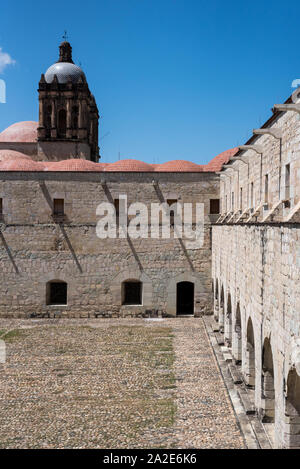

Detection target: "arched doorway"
[284, 369, 300, 448]
[261, 338, 275, 423]
[176, 281, 194, 316]
[232, 302, 242, 364]
[244, 317, 255, 387]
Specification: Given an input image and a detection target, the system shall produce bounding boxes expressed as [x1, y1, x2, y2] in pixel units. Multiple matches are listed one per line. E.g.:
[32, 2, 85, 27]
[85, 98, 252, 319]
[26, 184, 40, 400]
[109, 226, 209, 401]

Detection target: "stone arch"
[232, 302, 242, 363]
[219, 284, 225, 332]
[111, 268, 153, 309]
[166, 272, 204, 317]
[224, 292, 232, 346]
[284, 368, 300, 448]
[261, 337, 275, 423]
[244, 317, 255, 387]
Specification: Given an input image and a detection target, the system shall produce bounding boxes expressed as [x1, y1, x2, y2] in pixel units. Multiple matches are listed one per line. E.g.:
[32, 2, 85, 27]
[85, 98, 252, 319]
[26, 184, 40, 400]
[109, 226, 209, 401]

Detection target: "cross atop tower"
[62, 30, 68, 42]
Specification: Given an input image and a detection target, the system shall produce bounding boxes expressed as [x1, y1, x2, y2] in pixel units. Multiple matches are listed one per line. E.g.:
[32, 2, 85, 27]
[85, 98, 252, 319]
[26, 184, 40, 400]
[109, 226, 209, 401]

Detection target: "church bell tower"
[37, 40, 99, 162]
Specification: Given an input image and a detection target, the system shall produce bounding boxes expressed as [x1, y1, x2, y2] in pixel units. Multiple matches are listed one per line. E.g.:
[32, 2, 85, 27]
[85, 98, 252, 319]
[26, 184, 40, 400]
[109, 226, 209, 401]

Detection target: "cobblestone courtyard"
[0, 318, 245, 449]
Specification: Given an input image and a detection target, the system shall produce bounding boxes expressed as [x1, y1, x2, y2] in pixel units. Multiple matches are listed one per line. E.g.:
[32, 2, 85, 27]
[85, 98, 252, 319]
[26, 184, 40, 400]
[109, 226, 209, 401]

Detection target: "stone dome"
[45, 62, 86, 84]
[0, 121, 38, 142]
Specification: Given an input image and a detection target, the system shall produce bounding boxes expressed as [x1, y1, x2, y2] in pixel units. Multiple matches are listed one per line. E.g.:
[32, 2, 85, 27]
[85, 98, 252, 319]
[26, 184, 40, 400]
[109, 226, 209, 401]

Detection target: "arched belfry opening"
[58, 109, 67, 138]
[261, 338, 275, 423]
[176, 281, 194, 316]
[284, 369, 300, 448]
[244, 317, 255, 388]
[46, 280, 67, 306]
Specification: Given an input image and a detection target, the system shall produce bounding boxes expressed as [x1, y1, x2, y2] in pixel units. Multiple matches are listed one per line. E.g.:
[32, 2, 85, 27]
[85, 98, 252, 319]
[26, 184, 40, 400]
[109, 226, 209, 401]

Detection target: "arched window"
[46, 280, 67, 305]
[122, 280, 142, 305]
[58, 109, 67, 138]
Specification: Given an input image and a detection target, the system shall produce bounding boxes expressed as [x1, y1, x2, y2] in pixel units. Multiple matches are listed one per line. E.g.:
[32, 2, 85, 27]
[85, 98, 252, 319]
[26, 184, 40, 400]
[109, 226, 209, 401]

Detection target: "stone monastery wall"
[212, 95, 300, 448]
[0, 171, 219, 318]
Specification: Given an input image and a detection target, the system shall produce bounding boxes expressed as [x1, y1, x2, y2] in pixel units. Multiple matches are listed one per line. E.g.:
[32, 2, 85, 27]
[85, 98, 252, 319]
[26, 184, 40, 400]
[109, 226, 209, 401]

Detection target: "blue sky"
[0, 0, 299, 164]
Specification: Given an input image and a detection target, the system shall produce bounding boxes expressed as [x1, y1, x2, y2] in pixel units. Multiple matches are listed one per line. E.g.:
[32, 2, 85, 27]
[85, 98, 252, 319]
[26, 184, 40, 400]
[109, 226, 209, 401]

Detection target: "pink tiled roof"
[0, 121, 38, 143]
[105, 159, 154, 172]
[43, 159, 103, 171]
[0, 159, 45, 171]
[205, 148, 238, 171]
[0, 149, 33, 161]
[156, 160, 204, 172]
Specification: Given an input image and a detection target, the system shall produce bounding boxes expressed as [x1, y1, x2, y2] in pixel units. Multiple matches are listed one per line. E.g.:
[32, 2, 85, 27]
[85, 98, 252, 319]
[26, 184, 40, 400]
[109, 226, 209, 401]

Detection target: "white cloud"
[0, 48, 15, 73]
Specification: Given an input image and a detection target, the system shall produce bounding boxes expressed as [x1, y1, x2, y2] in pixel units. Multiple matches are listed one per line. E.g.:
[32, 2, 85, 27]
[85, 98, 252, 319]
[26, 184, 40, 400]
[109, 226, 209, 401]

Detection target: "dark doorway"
[47, 281, 67, 305]
[176, 281, 194, 315]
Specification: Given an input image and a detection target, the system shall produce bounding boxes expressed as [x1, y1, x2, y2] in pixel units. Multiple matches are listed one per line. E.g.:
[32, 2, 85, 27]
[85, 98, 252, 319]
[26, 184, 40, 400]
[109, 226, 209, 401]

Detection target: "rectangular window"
[231, 192, 234, 211]
[210, 199, 220, 214]
[285, 164, 290, 200]
[53, 198, 64, 216]
[264, 174, 269, 204]
[225, 195, 228, 212]
[0, 198, 2, 216]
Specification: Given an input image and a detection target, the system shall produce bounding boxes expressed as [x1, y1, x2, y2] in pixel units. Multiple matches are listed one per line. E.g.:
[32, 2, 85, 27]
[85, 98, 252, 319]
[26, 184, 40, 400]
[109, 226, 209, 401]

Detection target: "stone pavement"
[0, 317, 246, 449]
[168, 318, 246, 448]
